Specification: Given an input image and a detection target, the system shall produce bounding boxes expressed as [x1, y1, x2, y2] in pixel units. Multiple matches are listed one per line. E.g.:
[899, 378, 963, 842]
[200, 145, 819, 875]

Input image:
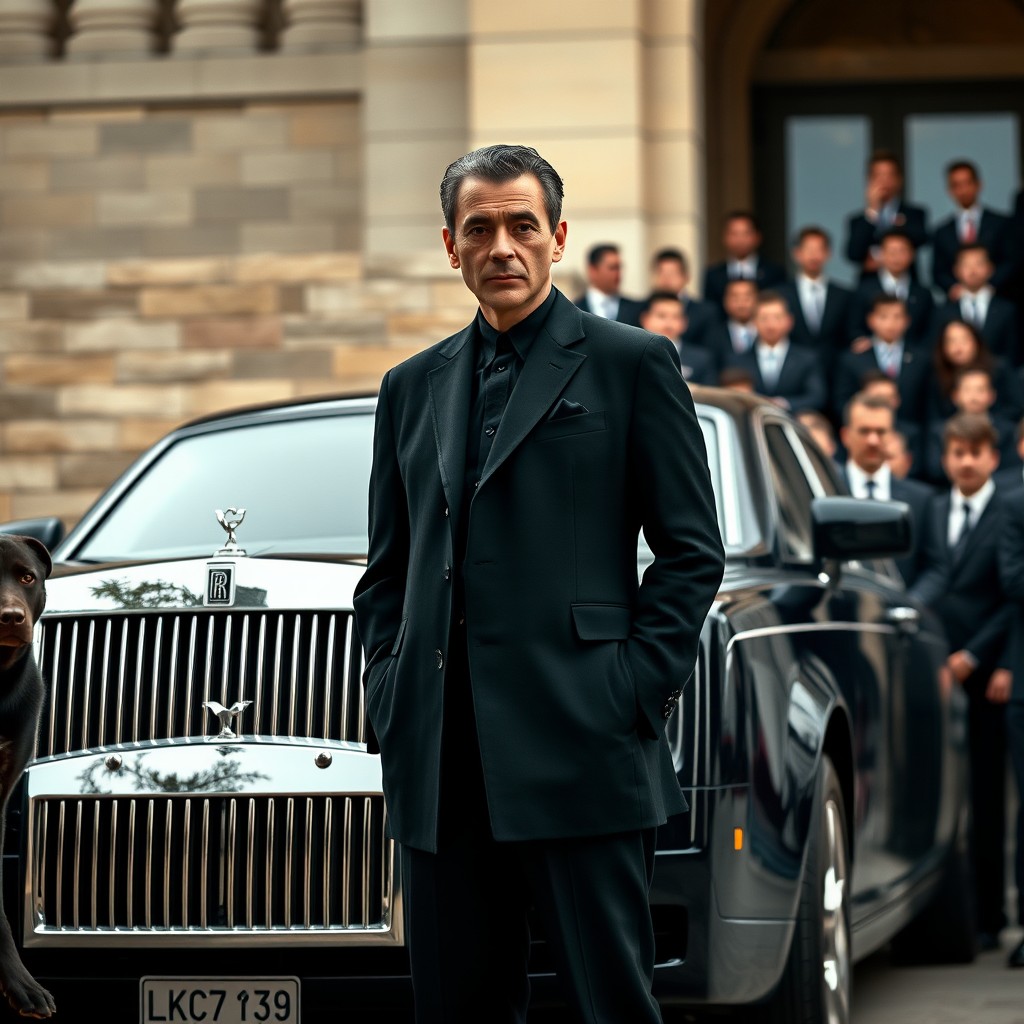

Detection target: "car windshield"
[71, 403, 742, 562]
[72, 411, 374, 562]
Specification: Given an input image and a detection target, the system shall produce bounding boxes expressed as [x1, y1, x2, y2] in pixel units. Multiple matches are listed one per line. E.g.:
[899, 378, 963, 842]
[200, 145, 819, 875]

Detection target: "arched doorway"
[705, 0, 1024, 280]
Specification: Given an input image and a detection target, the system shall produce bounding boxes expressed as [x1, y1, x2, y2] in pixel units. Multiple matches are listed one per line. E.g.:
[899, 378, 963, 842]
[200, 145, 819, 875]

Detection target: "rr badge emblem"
[205, 562, 235, 606]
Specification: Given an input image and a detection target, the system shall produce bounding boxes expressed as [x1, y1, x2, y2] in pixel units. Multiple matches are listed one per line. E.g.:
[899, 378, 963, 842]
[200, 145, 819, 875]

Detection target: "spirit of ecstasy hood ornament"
[215, 507, 247, 556]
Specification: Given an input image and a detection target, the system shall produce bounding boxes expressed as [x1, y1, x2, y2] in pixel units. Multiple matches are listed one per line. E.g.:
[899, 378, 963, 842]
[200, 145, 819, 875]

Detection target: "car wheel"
[754, 754, 851, 1024]
[889, 808, 976, 965]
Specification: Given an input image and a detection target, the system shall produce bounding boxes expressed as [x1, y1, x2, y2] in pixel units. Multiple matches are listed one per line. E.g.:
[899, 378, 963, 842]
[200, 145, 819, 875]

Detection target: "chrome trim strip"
[64, 621, 79, 756]
[245, 797, 255, 930]
[202, 617, 214, 733]
[184, 616, 198, 738]
[163, 801, 172, 928]
[254, 614, 267, 735]
[323, 797, 333, 929]
[306, 614, 318, 739]
[150, 617, 163, 743]
[342, 798, 352, 928]
[221, 615, 233, 708]
[80, 621, 95, 752]
[226, 798, 237, 928]
[324, 614, 336, 739]
[340, 615, 351, 744]
[126, 800, 136, 929]
[167, 617, 180, 743]
[288, 614, 300, 738]
[238, 614, 250, 713]
[145, 799, 154, 929]
[200, 799, 209, 930]
[271, 615, 283, 735]
[265, 799, 274, 931]
[361, 796, 371, 926]
[132, 618, 146, 744]
[99, 619, 111, 750]
[91, 802, 99, 928]
[72, 800, 81, 929]
[725, 621, 898, 655]
[182, 799, 191, 927]
[47, 621, 61, 755]
[108, 802, 117, 927]
[303, 796, 312, 929]
[115, 620, 128, 745]
[55, 802, 65, 929]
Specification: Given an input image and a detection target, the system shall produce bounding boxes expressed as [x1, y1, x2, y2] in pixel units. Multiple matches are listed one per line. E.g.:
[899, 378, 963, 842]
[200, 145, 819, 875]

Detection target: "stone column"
[280, 0, 359, 51]
[171, 0, 261, 54]
[0, 0, 54, 60]
[65, 0, 157, 57]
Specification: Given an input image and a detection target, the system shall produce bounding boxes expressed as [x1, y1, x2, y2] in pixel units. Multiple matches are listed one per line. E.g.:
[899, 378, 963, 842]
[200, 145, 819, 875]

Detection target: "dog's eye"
[19, 573, 34, 585]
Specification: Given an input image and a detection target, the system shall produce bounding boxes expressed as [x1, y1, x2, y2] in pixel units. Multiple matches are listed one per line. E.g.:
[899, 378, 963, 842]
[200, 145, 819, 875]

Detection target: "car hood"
[44, 556, 366, 614]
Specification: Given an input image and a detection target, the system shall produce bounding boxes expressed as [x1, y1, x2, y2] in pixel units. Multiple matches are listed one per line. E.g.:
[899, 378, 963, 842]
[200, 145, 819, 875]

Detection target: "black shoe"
[977, 931, 1001, 952]
[1009, 939, 1024, 968]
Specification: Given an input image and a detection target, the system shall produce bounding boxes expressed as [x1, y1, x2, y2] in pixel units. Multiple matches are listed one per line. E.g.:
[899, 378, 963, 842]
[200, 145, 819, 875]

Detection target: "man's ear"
[443, 227, 460, 269]
[551, 220, 568, 263]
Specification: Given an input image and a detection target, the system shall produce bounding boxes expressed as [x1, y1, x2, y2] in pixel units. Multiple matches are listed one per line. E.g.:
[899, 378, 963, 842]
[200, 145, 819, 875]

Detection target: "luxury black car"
[1, 388, 970, 1024]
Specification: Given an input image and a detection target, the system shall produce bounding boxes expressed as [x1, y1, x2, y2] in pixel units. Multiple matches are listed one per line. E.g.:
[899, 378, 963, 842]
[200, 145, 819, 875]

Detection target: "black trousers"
[1008, 702, 1024, 926]
[967, 690, 1008, 934]
[402, 633, 663, 1023]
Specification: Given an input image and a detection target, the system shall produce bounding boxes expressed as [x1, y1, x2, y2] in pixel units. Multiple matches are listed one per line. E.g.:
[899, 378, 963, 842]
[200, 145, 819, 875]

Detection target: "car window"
[764, 422, 815, 562]
[797, 436, 840, 496]
[73, 413, 374, 561]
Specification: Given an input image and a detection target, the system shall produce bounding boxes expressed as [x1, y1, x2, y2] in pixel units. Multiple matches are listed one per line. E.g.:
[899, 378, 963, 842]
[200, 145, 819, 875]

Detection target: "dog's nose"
[0, 606, 25, 626]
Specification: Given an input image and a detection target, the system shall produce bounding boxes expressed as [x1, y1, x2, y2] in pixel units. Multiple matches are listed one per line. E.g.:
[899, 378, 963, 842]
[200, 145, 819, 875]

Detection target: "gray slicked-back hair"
[439, 144, 564, 234]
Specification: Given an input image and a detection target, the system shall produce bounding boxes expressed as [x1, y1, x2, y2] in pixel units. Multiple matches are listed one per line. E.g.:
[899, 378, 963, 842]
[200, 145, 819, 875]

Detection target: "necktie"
[882, 347, 899, 378]
[966, 297, 979, 326]
[865, 479, 877, 500]
[806, 283, 823, 332]
[762, 349, 778, 390]
[952, 501, 972, 559]
[962, 216, 976, 244]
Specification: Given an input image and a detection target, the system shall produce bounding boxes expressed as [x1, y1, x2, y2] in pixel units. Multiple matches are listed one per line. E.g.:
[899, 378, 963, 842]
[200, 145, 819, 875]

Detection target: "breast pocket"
[531, 411, 607, 442]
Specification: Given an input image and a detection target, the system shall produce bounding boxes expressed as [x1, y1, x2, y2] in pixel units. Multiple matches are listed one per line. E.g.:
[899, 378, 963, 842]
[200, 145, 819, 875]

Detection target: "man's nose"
[490, 228, 515, 258]
[0, 605, 26, 626]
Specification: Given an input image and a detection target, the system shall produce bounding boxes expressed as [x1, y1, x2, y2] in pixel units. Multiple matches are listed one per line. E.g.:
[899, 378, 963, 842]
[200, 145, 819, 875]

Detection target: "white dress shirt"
[755, 339, 789, 391]
[729, 319, 756, 354]
[847, 460, 893, 501]
[878, 269, 910, 301]
[796, 274, 828, 332]
[958, 204, 982, 243]
[947, 478, 995, 548]
[727, 256, 758, 280]
[959, 285, 993, 327]
[872, 338, 905, 378]
[586, 286, 619, 321]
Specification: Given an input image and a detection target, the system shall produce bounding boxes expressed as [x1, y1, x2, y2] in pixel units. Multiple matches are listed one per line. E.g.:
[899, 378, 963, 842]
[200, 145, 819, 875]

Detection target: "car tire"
[753, 753, 851, 1024]
[889, 811, 976, 965]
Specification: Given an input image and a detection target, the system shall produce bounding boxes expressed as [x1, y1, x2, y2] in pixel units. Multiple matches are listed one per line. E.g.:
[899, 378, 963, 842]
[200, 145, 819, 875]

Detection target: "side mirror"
[0, 517, 65, 552]
[811, 496, 912, 562]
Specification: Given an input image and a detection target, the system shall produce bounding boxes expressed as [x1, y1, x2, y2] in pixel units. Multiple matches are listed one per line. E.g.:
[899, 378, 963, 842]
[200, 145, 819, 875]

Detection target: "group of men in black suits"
[573, 148, 1024, 969]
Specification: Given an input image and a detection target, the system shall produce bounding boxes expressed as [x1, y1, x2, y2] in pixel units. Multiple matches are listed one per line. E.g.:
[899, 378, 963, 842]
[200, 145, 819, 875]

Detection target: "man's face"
[948, 168, 980, 209]
[443, 173, 566, 327]
[956, 250, 992, 292]
[953, 375, 994, 415]
[724, 281, 757, 322]
[640, 299, 685, 341]
[754, 301, 792, 345]
[841, 406, 893, 474]
[879, 237, 914, 275]
[867, 304, 909, 343]
[652, 258, 687, 294]
[869, 160, 902, 202]
[587, 251, 622, 295]
[723, 218, 759, 260]
[943, 438, 998, 495]
[793, 235, 829, 277]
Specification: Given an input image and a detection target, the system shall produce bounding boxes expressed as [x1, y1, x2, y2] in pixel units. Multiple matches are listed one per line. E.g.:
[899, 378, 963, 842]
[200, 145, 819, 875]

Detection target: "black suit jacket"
[835, 344, 931, 422]
[932, 294, 1018, 364]
[911, 491, 1012, 679]
[778, 280, 852, 364]
[681, 295, 717, 349]
[353, 289, 726, 851]
[845, 201, 929, 278]
[574, 292, 645, 328]
[931, 208, 1014, 296]
[674, 339, 716, 386]
[848, 274, 934, 344]
[998, 489, 1024, 702]
[727, 343, 826, 413]
[701, 258, 787, 311]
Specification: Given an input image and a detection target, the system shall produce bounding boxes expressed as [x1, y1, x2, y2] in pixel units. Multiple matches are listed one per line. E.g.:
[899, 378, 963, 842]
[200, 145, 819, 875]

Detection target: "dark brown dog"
[0, 536, 55, 1018]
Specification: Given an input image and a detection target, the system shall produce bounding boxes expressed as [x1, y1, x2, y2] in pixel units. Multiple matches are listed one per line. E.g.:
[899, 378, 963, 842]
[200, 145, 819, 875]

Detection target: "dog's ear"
[16, 536, 52, 579]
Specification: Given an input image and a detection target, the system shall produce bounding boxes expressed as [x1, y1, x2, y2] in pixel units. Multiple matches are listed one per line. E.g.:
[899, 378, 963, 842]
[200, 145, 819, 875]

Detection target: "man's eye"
[20, 573, 34, 585]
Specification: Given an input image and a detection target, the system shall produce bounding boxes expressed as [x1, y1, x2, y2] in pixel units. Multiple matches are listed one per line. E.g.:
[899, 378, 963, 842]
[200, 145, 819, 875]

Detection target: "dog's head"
[0, 535, 52, 661]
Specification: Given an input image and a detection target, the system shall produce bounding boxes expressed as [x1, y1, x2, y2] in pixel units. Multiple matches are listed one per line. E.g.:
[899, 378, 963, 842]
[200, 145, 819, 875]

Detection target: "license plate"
[141, 977, 300, 1024]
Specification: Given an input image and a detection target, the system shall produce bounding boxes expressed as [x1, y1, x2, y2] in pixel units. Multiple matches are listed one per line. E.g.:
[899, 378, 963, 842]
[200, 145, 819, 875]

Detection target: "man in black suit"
[705, 278, 759, 370]
[858, 371, 925, 481]
[650, 247, 716, 349]
[701, 211, 786, 312]
[844, 149, 928, 280]
[997, 487, 1024, 968]
[931, 160, 1014, 299]
[932, 245, 1018, 364]
[725, 289, 826, 413]
[640, 291, 716, 386]
[354, 144, 725, 1022]
[778, 226, 852, 374]
[836, 294, 931, 423]
[574, 243, 645, 327]
[911, 413, 1013, 951]
[839, 392, 935, 586]
[848, 230, 933, 344]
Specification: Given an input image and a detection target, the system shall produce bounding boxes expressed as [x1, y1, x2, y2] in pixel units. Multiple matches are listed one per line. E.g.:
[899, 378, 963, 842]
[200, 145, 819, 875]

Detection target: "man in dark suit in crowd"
[778, 225, 852, 374]
[845, 150, 928, 280]
[640, 291, 716, 386]
[932, 245, 1018, 364]
[706, 278, 759, 370]
[911, 413, 1013, 952]
[354, 143, 725, 1022]
[931, 160, 1015, 299]
[839, 391, 935, 586]
[574, 243, 645, 326]
[650, 247, 715, 349]
[858, 370, 924, 481]
[848, 230, 933, 344]
[725, 289, 826, 413]
[702, 211, 786, 312]
[836, 294, 931, 423]
[997, 486, 1024, 968]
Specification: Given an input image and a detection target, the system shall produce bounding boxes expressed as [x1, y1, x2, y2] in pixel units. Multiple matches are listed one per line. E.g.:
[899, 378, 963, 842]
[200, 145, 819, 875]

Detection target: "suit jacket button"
[443, 506, 449, 517]
[435, 649, 444, 670]
[443, 566, 451, 581]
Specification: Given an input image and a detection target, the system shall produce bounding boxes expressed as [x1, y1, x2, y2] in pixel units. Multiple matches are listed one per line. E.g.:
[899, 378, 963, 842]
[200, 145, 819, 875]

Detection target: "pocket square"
[548, 398, 589, 421]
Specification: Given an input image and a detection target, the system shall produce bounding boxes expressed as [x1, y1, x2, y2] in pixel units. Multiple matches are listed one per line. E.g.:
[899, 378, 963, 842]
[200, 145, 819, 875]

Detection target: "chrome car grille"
[35, 611, 366, 757]
[30, 794, 395, 942]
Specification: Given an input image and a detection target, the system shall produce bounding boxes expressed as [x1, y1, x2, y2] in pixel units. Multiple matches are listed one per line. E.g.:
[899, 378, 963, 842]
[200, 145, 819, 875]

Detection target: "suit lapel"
[954, 494, 995, 567]
[479, 295, 586, 488]
[427, 325, 474, 529]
